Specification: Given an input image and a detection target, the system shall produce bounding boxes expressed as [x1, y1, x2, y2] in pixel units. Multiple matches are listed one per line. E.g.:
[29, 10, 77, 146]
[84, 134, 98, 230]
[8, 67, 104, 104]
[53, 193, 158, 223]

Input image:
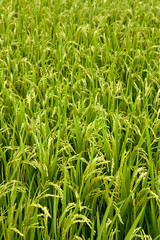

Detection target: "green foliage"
[0, 0, 160, 239]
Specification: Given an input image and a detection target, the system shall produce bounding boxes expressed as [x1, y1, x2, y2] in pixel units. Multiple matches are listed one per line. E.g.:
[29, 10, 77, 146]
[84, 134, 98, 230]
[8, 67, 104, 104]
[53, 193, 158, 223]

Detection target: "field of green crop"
[0, 0, 160, 239]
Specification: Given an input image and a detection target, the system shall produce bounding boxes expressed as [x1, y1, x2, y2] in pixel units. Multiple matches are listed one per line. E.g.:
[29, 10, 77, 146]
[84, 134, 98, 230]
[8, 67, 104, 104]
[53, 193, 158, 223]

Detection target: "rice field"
[0, 0, 160, 239]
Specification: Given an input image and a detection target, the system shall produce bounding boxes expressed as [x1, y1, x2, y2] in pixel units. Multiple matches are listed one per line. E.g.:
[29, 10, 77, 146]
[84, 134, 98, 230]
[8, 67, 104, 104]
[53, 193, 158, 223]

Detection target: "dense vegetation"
[0, 0, 160, 239]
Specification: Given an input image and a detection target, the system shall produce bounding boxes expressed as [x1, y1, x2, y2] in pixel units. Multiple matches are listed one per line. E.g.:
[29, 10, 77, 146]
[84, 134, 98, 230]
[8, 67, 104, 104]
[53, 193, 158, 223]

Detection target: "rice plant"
[0, 0, 160, 239]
